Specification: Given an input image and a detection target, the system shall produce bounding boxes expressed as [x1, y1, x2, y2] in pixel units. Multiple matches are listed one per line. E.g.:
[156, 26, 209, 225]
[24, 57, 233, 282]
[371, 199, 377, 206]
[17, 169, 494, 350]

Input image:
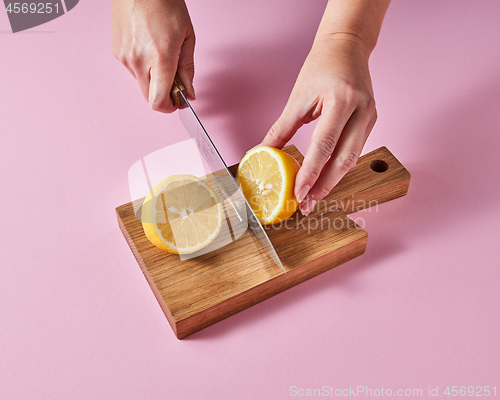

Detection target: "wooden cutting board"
[116, 145, 410, 339]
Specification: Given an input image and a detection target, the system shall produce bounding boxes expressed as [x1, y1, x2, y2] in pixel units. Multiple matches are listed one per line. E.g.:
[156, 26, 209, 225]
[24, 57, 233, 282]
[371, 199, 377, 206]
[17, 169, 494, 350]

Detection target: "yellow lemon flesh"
[236, 146, 301, 225]
[141, 175, 223, 254]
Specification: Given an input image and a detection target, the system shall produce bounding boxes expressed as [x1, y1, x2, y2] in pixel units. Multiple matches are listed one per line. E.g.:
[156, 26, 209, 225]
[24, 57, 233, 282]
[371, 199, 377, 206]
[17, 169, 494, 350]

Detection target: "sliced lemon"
[236, 146, 301, 225]
[141, 175, 223, 254]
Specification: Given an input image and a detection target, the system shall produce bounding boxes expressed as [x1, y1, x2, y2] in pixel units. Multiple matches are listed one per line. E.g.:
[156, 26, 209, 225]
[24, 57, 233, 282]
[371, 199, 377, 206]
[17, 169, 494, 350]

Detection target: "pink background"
[1, 0, 499, 399]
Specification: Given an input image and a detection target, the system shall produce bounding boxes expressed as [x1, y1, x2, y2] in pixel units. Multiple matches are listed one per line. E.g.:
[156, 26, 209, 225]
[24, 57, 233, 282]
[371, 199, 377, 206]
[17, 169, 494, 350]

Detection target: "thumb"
[261, 107, 303, 149]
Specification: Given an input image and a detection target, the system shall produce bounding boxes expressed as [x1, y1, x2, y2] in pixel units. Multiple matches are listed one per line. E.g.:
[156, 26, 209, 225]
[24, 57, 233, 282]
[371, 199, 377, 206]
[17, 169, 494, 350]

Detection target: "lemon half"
[141, 175, 223, 254]
[236, 146, 301, 225]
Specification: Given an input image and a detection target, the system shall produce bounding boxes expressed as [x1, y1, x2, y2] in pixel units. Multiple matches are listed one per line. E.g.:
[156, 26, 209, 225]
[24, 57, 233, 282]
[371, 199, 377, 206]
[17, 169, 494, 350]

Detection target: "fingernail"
[300, 199, 317, 216]
[296, 184, 310, 203]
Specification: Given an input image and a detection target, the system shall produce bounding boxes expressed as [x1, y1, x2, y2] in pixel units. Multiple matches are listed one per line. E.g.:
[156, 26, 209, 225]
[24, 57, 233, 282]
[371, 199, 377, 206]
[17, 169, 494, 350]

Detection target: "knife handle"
[171, 74, 188, 109]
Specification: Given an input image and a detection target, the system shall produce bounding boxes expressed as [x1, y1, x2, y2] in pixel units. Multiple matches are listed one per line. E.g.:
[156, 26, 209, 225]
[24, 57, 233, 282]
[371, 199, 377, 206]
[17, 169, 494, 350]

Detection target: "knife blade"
[172, 77, 285, 273]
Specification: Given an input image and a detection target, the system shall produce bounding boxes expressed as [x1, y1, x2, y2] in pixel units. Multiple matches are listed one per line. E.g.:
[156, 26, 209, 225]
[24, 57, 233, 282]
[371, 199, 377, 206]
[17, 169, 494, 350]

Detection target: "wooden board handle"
[170, 74, 187, 108]
[325, 146, 411, 213]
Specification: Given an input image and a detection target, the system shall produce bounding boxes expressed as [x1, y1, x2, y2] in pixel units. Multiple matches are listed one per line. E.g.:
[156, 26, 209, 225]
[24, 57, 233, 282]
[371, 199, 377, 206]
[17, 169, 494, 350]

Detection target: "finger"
[294, 102, 354, 203]
[301, 108, 375, 214]
[149, 63, 177, 113]
[126, 48, 151, 102]
[261, 107, 304, 149]
[134, 63, 151, 103]
[177, 32, 196, 101]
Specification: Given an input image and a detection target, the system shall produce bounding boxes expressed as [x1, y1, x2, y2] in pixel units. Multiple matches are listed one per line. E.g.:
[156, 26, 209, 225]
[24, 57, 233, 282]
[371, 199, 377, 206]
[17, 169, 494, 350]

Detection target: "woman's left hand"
[262, 33, 377, 216]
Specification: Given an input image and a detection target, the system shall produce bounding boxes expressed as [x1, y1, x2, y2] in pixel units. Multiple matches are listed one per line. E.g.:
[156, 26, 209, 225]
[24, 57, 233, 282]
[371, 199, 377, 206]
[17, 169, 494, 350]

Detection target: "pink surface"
[1, 1, 499, 399]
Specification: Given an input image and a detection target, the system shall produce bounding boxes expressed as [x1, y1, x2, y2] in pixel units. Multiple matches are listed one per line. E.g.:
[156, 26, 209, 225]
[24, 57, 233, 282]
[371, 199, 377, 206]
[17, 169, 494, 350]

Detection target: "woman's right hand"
[112, 0, 196, 113]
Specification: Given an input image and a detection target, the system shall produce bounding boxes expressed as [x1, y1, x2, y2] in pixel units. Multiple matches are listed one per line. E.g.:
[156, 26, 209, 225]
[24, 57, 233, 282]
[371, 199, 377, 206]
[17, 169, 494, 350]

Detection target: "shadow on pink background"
[1, 1, 499, 399]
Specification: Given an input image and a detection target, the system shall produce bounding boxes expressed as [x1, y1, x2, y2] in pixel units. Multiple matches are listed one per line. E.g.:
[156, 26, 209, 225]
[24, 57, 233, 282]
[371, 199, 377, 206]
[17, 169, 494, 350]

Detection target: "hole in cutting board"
[370, 160, 388, 173]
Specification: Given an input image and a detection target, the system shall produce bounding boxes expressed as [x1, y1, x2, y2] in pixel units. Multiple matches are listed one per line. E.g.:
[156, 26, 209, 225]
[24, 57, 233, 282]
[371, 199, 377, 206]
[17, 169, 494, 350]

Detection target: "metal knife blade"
[174, 80, 285, 273]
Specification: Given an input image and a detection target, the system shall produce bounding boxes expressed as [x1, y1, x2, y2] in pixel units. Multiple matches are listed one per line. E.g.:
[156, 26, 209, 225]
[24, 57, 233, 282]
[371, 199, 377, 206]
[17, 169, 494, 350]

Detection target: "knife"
[171, 76, 285, 273]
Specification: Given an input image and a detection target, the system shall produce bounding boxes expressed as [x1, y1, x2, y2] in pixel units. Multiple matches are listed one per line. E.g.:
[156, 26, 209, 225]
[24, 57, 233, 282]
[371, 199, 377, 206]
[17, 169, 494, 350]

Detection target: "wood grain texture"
[116, 145, 410, 339]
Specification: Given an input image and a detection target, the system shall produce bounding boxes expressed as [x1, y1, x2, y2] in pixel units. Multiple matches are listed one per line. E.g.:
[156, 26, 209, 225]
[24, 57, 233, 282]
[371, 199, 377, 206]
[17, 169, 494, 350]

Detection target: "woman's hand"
[262, 34, 377, 216]
[112, 0, 196, 113]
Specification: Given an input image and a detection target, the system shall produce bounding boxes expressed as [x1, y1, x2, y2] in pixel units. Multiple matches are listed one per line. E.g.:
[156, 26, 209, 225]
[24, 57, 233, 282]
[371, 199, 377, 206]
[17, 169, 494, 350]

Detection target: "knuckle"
[128, 49, 141, 67]
[266, 122, 287, 146]
[267, 123, 281, 139]
[149, 40, 173, 63]
[179, 61, 195, 77]
[315, 135, 337, 158]
[334, 83, 375, 112]
[114, 49, 126, 64]
[150, 101, 163, 112]
[364, 96, 376, 113]
[329, 84, 357, 107]
[149, 46, 163, 64]
[316, 186, 332, 200]
[344, 86, 358, 106]
[150, 96, 167, 111]
[151, 102, 173, 113]
[326, 92, 348, 111]
[186, 61, 195, 75]
[151, 49, 177, 71]
[372, 108, 378, 124]
[302, 166, 321, 183]
[150, 34, 183, 61]
[337, 151, 358, 172]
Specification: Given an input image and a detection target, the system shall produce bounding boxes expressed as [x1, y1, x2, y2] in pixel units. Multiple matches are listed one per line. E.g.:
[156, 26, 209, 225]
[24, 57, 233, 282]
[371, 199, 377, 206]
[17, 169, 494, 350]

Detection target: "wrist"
[314, 0, 391, 57]
[312, 32, 371, 62]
